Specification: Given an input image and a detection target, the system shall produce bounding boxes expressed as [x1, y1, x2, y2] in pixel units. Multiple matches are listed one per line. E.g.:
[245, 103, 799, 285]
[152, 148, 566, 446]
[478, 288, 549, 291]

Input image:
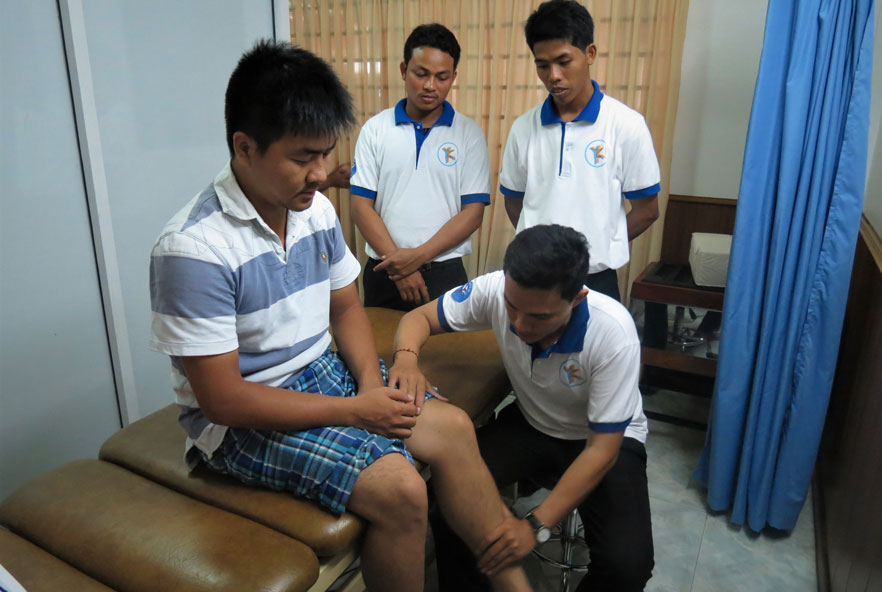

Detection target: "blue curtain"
[693, 0, 875, 532]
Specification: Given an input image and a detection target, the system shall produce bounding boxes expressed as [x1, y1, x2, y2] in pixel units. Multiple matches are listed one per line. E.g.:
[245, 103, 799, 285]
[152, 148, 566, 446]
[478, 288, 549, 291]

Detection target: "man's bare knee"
[348, 453, 427, 527]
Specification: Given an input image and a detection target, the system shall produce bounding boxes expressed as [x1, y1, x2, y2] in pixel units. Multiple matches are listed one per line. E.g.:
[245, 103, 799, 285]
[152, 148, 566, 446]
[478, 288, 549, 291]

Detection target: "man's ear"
[572, 288, 589, 308]
[400, 61, 407, 79]
[584, 43, 597, 66]
[232, 131, 257, 164]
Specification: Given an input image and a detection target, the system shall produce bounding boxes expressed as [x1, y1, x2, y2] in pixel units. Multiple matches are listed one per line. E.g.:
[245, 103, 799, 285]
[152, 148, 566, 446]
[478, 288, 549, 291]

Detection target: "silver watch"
[525, 511, 551, 544]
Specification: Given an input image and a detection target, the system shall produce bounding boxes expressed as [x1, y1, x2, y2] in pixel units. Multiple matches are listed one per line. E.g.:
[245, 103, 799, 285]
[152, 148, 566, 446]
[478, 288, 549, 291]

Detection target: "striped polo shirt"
[149, 161, 361, 464]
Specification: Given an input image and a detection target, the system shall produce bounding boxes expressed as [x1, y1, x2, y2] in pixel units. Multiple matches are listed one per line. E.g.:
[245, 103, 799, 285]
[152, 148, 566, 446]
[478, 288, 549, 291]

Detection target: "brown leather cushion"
[99, 405, 362, 557]
[0, 528, 115, 592]
[0, 460, 319, 592]
[365, 307, 510, 424]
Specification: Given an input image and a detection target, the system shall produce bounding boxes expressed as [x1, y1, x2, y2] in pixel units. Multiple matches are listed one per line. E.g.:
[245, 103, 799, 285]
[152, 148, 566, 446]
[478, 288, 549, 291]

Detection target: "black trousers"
[585, 267, 621, 301]
[430, 404, 654, 591]
[362, 257, 468, 311]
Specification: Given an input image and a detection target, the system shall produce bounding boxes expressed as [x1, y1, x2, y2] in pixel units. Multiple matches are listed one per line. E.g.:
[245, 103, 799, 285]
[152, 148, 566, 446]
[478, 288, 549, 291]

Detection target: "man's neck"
[405, 99, 444, 128]
[553, 82, 594, 122]
[230, 159, 287, 246]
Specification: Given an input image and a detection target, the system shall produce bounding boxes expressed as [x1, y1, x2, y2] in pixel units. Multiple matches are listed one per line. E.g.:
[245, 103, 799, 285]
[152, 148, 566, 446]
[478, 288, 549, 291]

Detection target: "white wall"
[863, 3, 882, 233]
[0, 0, 282, 499]
[669, 0, 768, 199]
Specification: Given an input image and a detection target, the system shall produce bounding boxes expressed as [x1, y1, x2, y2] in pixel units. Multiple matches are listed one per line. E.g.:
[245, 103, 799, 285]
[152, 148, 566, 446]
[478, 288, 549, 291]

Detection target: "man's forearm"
[531, 435, 621, 527]
[330, 286, 385, 389]
[413, 202, 485, 264]
[504, 197, 522, 228]
[350, 196, 398, 258]
[626, 194, 659, 241]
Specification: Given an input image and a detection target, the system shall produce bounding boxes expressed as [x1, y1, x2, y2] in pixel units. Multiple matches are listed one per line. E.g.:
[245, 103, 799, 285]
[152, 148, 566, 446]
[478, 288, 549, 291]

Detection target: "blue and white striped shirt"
[149, 161, 361, 463]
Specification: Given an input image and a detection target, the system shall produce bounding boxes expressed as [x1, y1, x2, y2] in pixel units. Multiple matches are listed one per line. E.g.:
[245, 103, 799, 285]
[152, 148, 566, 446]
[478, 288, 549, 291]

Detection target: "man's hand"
[374, 248, 425, 280]
[388, 354, 447, 414]
[394, 271, 430, 305]
[351, 385, 418, 439]
[318, 162, 351, 191]
[475, 514, 536, 576]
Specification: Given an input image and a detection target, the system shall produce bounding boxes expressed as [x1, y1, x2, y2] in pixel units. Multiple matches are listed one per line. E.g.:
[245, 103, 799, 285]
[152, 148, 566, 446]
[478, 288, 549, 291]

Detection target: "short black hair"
[503, 224, 590, 301]
[525, 0, 595, 51]
[224, 40, 354, 155]
[403, 23, 461, 70]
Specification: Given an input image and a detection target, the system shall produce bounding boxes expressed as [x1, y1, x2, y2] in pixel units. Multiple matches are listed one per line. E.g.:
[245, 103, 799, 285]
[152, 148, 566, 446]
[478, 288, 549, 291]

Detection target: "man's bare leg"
[407, 400, 532, 591]
[347, 453, 428, 592]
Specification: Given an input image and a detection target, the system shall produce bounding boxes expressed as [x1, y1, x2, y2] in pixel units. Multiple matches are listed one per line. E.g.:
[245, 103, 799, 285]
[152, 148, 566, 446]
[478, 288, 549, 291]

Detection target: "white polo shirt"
[149, 161, 361, 464]
[350, 99, 490, 262]
[437, 271, 647, 443]
[499, 81, 661, 273]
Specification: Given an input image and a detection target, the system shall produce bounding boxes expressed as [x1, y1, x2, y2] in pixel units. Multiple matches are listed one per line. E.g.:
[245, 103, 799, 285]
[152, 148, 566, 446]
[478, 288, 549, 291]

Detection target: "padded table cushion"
[0, 528, 115, 592]
[365, 307, 510, 424]
[100, 404, 362, 557]
[0, 460, 319, 592]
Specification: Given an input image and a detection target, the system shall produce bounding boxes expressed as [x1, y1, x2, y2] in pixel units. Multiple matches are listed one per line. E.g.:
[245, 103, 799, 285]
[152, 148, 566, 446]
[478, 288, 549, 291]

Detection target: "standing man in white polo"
[500, 0, 661, 301]
[351, 23, 490, 310]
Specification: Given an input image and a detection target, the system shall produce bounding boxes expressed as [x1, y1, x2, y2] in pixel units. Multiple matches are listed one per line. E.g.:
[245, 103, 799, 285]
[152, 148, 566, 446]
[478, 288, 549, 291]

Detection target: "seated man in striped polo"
[149, 40, 530, 592]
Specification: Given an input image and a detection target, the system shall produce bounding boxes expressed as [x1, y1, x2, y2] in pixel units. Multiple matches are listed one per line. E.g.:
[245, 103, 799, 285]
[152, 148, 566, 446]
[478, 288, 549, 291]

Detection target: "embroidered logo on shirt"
[437, 142, 458, 167]
[451, 281, 473, 302]
[559, 358, 587, 387]
[321, 251, 328, 263]
[585, 140, 607, 168]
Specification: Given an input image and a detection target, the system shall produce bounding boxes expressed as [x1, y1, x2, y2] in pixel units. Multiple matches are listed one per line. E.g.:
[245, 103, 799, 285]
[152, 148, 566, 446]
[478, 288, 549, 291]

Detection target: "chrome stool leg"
[530, 508, 590, 592]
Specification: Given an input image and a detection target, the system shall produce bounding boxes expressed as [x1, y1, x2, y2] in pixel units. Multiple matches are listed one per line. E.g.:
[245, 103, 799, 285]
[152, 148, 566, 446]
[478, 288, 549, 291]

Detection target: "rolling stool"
[519, 479, 590, 592]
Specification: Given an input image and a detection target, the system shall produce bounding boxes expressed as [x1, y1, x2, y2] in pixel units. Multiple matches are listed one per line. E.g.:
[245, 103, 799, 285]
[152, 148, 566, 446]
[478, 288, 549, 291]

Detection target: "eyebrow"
[504, 294, 554, 318]
[292, 139, 337, 156]
[534, 51, 573, 64]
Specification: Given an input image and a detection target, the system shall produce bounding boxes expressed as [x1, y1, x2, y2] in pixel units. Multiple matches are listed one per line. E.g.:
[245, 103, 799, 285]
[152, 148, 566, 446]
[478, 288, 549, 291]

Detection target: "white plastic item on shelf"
[688, 232, 732, 288]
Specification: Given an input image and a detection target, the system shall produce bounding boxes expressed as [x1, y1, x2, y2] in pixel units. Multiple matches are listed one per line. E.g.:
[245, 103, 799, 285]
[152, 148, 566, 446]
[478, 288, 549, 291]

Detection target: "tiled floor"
[426, 389, 818, 591]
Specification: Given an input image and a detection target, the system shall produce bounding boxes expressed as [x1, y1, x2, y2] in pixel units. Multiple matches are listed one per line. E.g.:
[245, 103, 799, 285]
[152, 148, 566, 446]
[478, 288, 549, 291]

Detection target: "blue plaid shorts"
[203, 348, 431, 515]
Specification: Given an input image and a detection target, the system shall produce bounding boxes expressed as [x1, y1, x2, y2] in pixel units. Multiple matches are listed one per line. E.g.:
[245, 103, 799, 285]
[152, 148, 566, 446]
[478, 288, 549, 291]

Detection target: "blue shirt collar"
[509, 298, 591, 359]
[394, 98, 455, 126]
[539, 80, 603, 125]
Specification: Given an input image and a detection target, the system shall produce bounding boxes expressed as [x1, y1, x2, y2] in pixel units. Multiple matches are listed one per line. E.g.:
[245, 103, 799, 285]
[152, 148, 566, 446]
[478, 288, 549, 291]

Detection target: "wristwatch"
[524, 510, 551, 544]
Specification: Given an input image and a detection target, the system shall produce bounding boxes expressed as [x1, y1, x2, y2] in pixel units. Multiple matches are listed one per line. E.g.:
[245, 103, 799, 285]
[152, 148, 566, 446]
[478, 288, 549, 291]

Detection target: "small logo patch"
[320, 251, 328, 263]
[438, 142, 458, 167]
[585, 140, 607, 168]
[451, 281, 473, 302]
[559, 358, 587, 387]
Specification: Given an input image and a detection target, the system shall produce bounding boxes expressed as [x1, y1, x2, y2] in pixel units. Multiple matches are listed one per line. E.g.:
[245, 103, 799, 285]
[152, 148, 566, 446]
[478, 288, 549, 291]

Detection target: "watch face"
[536, 526, 551, 544]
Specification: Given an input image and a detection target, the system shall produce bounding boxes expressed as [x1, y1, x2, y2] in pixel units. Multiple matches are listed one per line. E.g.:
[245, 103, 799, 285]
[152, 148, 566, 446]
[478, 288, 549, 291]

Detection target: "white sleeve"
[459, 120, 491, 202]
[586, 342, 642, 432]
[437, 272, 502, 333]
[350, 118, 380, 198]
[621, 115, 661, 197]
[498, 120, 527, 196]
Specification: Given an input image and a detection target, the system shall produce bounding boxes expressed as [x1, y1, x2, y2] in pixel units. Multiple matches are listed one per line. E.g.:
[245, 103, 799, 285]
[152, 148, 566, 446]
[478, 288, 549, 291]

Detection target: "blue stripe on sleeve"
[623, 183, 660, 200]
[461, 192, 491, 205]
[350, 185, 378, 199]
[150, 255, 236, 318]
[437, 296, 453, 332]
[588, 417, 632, 433]
[239, 330, 327, 376]
[500, 184, 525, 198]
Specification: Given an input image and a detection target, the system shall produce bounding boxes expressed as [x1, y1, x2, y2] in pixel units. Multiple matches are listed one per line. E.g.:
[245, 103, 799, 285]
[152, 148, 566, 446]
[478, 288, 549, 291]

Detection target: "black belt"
[369, 257, 462, 272]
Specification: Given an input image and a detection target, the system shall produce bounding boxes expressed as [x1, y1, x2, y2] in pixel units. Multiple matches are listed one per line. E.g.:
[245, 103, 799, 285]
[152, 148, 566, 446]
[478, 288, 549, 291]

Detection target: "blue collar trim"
[395, 98, 455, 126]
[540, 80, 603, 125]
[531, 299, 590, 359]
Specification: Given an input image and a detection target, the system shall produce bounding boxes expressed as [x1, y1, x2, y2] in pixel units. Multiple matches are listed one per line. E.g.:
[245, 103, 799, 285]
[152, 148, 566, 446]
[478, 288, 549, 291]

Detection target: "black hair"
[224, 39, 354, 155]
[503, 224, 590, 301]
[403, 23, 461, 70]
[525, 0, 595, 51]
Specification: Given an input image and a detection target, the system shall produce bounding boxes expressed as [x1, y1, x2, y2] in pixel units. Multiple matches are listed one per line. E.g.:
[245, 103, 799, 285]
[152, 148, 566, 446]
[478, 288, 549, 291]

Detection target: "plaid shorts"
[203, 348, 430, 515]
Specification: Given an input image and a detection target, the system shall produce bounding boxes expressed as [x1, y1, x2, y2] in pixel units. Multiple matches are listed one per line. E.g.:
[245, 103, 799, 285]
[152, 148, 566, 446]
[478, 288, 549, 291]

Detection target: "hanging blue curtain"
[693, 0, 875, 532]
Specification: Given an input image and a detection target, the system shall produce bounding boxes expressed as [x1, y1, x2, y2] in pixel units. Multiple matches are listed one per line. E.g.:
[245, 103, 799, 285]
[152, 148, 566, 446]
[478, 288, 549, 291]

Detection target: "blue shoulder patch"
[451, 281, 473, 302]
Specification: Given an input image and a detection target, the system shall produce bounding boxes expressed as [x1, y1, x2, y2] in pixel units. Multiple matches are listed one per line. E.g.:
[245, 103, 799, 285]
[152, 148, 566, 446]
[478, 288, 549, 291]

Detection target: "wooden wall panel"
[816, 218, 882, 592]
[661, 195, 738, 264]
